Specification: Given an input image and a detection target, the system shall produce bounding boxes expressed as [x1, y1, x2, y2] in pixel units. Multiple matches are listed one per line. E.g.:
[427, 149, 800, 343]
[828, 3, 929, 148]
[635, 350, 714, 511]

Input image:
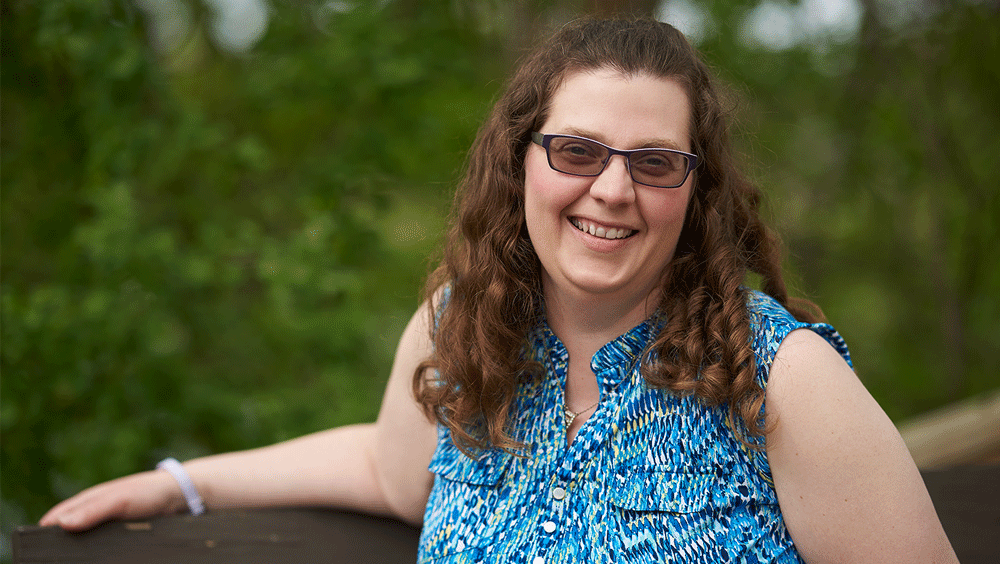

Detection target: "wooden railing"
[898, 388, 1000, 468]
[12, 465, 999, 564]
[13, 507, 421, 564]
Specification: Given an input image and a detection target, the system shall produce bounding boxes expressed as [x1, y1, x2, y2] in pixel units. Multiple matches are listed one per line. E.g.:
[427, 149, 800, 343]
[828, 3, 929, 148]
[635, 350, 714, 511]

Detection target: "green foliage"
[2, 1, 997, 551]
[700, 2, 1000, 419]
[1, 0, 502, 542]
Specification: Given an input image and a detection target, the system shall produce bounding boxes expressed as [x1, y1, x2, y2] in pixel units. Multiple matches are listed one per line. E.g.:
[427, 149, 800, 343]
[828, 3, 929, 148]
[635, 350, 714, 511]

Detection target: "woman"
[41, 18, 956, 563]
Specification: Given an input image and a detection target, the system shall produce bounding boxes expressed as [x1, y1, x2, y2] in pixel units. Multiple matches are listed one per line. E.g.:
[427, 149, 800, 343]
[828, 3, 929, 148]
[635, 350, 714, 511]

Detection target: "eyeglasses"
[531, 132, 698, 189]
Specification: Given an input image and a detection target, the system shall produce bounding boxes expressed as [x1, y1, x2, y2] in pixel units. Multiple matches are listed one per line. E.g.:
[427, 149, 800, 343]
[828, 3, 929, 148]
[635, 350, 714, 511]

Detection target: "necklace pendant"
[563, 407, 577, 428]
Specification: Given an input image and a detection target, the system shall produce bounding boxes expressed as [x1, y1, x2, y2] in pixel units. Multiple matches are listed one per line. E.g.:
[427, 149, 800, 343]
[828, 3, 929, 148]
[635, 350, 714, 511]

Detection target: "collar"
[528, 314, 661, 391]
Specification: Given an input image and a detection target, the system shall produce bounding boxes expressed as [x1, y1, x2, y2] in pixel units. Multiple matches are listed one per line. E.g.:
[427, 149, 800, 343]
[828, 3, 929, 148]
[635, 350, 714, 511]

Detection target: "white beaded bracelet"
[156, 457, 206, 516]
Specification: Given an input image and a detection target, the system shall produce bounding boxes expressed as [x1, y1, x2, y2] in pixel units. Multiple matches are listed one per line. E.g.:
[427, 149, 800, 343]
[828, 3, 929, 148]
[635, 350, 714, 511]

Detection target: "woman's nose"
[589, 155, 636, 205]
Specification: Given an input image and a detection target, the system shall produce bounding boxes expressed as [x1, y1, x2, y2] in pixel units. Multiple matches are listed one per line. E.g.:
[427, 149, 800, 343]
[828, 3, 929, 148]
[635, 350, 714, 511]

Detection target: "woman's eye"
[634, 152, 680, 171]
[560, 143, 598, 158]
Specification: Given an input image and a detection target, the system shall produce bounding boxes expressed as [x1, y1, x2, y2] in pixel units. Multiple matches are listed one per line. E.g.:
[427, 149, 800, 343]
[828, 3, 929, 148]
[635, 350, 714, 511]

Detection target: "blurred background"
[2, 0, 998, 555]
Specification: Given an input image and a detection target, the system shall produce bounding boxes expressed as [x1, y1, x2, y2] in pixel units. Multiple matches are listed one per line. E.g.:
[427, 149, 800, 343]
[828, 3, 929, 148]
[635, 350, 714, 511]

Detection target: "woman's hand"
[38, 469, 186, 531]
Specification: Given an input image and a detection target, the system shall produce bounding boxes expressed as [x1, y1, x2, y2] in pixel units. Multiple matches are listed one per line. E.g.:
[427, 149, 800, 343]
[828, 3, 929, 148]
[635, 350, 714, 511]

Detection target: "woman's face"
[524, 67, 694, 309]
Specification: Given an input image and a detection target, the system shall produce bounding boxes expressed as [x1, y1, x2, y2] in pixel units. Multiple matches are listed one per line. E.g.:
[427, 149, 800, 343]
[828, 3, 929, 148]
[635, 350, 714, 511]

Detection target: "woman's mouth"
[570, 218, 636, 240]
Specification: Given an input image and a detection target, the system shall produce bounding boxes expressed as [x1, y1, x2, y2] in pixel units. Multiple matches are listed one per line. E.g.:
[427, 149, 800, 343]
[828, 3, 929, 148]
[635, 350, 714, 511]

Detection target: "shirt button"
[542, 520, 556, 533]
[551, 486, 566, 500]
[533, 557, 546, 564]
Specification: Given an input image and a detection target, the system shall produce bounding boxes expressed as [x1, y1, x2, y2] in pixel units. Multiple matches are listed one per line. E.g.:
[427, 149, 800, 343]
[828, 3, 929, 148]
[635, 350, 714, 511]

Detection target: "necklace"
[562, 399, 599, 428]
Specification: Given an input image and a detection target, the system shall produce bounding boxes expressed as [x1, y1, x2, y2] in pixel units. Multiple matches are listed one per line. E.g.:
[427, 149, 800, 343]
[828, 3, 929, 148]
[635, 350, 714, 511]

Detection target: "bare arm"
[40, 302, 438, 530]
[766, 329, 958, 563]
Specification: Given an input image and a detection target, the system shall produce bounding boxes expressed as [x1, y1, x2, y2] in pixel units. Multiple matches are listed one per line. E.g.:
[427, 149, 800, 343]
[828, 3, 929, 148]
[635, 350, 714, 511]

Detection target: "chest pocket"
[420, 440, 514, 563]
[600, 464, 727, 562]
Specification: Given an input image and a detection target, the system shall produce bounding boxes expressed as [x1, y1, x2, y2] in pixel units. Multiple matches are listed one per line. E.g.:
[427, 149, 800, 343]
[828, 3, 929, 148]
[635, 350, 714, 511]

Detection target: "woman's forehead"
[542, 67, 692, 151]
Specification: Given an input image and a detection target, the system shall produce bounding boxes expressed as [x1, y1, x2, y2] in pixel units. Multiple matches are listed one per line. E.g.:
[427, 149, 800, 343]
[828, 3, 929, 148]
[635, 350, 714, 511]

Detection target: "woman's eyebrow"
[560, 126, 685, 151]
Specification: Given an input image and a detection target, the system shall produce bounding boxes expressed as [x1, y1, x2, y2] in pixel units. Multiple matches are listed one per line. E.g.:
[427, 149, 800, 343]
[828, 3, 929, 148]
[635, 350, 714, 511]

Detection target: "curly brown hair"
[414, 17, 822, 454]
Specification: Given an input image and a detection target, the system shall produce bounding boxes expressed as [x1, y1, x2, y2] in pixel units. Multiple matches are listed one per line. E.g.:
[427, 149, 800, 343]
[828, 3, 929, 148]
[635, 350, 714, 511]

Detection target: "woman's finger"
[39, 471, 181, 531]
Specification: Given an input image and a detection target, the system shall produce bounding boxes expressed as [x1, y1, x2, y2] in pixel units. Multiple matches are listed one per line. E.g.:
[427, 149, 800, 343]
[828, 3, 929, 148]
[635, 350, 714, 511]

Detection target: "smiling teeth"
[571, 219, 634, 240]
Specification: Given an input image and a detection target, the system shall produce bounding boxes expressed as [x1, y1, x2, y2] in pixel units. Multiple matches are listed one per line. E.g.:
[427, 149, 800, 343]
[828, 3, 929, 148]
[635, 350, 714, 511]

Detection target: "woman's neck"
[542, 280, 659, 362]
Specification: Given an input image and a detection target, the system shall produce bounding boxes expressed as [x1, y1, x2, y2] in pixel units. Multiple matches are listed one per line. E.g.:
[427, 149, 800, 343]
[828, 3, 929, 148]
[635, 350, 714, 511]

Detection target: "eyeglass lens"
[546, 136, 691, 188]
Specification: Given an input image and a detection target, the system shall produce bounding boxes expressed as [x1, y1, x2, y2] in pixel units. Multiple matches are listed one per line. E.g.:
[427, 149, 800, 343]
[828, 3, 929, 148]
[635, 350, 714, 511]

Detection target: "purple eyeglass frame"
[530, 131, 699, 189]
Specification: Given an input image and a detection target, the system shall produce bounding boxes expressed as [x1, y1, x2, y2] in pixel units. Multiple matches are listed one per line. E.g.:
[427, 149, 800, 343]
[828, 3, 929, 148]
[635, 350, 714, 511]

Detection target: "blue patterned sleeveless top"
[418, 291, 852, 563]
